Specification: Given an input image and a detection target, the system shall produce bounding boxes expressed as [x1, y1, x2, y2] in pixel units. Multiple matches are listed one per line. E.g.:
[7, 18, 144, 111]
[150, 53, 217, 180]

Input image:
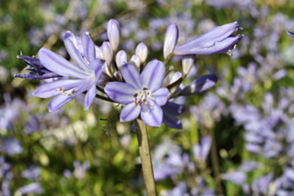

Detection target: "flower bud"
[136, 43, 148, 63]
[130, 54, 141, 69]
[107, 19, 121, 52]
[101, 41, 113, 65]
[116, 50, 128, 70]
[163, 23, 179, 59]
[182, 55, 196, 77]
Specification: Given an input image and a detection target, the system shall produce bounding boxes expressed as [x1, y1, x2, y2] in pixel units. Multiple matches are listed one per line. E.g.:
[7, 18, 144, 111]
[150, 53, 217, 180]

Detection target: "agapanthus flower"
[32, 31, 104, 112]
[174, 21, 243, 55]
[105, 60, 169, 127]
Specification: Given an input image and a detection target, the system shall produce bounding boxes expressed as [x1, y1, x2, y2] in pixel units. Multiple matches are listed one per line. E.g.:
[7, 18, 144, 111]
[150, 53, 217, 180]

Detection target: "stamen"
[227, 50, 232, 56]
[133, 93, 138, 98]
[71, 89, 75, 96]
[233, 44, 237, 49]
[64, 93, 69, 97]
[143, 87, 148, 90]
[144, 99, 148, 104]
[61, 87, 65, 94]
[56, 88, 60, 91]
[144, 90, 147, 101]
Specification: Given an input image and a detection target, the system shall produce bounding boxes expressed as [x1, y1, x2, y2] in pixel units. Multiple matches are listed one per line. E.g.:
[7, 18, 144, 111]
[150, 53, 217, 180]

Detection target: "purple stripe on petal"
[105, 82, 137, 104]
[141, 59, 165, 92]
[33, 79, 85, 98]
[38, 48, 89, 78]
[48, 94, 74, 112]
[162, 113, 182, 129]
[82, 32, 96, 62]
[151, 87, 169, 106]
[120, 103, 140, 122]
[141, 100, 163, 127]
[121, 63, 142, 90]
[63, 31, 91, 72]
[84, 85, 96, 110]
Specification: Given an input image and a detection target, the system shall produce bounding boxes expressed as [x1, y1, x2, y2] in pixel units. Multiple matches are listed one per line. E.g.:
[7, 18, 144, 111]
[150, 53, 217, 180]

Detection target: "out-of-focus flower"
[105, 60, 169, 127]
[221, 171, 247, 185]
[73, 160, 90, 180]
[16, 183, 44, 195]
[193, 136, 212, 162]
[32, 31, 104, 112]
[0, 138, 23, 156]
[174, 22, 243, 55]
[21, 166, 41, 181]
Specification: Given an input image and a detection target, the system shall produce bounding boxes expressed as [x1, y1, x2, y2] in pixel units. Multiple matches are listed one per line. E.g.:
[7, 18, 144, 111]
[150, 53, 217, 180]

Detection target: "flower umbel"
[105, 60, 169, 127]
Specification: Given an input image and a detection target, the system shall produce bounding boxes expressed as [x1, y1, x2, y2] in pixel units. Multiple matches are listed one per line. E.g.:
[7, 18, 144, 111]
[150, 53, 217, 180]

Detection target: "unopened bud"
[136, 43, 148, 63]
[107, 19, 121, 52]
[182, 55, 196, 77]
[130, 55, 141, 69]
[163, 23, 179, 59]
[116, 50, 128, 70]
[101, 41, 113, 65]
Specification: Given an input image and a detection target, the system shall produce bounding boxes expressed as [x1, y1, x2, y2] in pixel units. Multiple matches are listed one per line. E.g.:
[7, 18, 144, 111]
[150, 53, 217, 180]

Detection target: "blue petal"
[82, 32, 95, 62]
[84, 85, 96, 110]
[33, 79, 85, 98]
[38, 48, 89, 78]
[141, 59, 165, 92]
[89, 58, 104, 84]
[162, 113, 182, 129]
[151, 87, 169, 106]
[105, 82, 137, 104]
[162, 102, 185, 116]
[141, 100, 163, 127]
[179, 74, 218, 95]
[287, 30, 294, 38]
[48, 94, 74, 112]
[63, 31, 92, 72]
[120, 103, 141, 122]
[121, 63, 142, 90]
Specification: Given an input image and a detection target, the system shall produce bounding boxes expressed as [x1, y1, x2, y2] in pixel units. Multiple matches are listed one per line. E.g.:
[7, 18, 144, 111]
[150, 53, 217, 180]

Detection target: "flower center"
[133, 87, 151, 107]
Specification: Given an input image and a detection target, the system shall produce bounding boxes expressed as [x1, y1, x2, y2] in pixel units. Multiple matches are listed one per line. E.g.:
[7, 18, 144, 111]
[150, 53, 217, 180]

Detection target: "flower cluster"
[16, 19, 243, 127]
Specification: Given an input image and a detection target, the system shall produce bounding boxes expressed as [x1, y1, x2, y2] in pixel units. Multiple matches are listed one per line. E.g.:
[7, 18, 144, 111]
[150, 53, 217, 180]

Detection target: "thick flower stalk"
[105, 60, 169, 127]
[32, 31, 104, 112]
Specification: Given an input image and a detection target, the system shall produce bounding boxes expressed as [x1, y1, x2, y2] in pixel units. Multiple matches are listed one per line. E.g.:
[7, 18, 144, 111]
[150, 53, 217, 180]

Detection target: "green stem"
[208, 127, 223, 195]
[135, 119, 157, 196]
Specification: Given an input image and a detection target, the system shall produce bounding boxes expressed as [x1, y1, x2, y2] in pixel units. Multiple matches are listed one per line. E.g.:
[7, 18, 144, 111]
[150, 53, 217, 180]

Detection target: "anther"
[61, 87, 65, 94]
[144, 99, 148, 104]
[143, 87, 148, 90]
[133, 93, 138, 98]
[64, 93, 69, 97]
[233, 44, 237, 49]
[71, 89, 75, 96]
[56, 88, 60, 91]
[227, 50, 232, 56]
